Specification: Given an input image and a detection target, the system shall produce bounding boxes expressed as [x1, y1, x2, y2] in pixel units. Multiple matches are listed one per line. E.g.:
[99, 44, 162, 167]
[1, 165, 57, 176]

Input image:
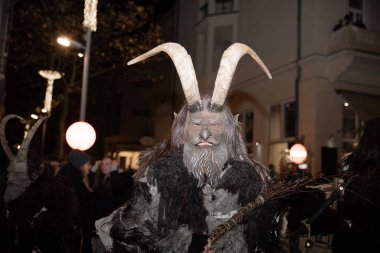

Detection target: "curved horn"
[3, 116, 48, 202]
[17, 116, 48, 163]
[0, 114, 24, 160]
[128, 42, 201, 107]
[211, 43, 272, 108]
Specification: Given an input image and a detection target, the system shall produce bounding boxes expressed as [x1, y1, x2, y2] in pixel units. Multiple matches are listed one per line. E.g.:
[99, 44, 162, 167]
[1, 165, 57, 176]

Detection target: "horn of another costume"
[211, 43, 272, 108]
[128, 42, 201, 107]
[4, 116, 48, 202]
[17, 116, 48, 163]
[0, 114, 24, 160]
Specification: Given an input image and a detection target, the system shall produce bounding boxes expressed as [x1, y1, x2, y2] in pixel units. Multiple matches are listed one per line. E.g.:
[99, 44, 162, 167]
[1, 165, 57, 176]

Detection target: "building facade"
[177, 0, 380, 176]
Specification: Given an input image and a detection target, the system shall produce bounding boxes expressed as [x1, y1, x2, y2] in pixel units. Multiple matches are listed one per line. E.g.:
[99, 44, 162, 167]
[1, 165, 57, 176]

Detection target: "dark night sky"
[3, 0, 176, 158]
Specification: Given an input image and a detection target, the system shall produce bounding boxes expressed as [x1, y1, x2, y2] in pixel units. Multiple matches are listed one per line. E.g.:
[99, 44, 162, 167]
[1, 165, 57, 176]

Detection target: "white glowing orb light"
[289, 144, 308, 165]
[65, 121, 96, 151]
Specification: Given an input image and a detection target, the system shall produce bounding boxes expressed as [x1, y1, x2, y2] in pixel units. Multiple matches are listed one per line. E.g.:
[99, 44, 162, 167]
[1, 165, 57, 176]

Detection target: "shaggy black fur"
[217, 159, 281, 252]
[113, 151, 282, 252]
[7, 165, 80, 252]
[147, 151, 208, 234]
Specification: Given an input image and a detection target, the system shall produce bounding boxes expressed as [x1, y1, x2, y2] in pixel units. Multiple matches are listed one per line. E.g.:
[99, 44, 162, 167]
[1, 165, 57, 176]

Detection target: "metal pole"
[295, 0, 302, 142]
[80, 28, 92, 121]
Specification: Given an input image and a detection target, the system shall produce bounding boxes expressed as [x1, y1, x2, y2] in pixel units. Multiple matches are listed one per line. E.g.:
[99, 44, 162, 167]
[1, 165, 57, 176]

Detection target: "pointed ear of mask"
[234, 114, 240, 124]
[173, 112, 178, 118]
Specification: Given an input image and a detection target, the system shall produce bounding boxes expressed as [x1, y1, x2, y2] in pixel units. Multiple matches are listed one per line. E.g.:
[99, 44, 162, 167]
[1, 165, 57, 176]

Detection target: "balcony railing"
[199, 0, 236, 19]
[329, 25, 380, 54]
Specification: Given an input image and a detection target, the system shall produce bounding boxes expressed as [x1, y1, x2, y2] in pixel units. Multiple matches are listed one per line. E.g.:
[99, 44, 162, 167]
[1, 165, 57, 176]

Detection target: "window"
[348, 0, 365, 25]
[215, 0, 234, 14]
[342, 104, 363, 154]
[199, 2, 208, 19]
[199, 0, 235, 18]
[269, 105, 281, 140]
[269, 101, 296, 140]
[238, 111, 254, 155]
[284, 102, 296, 138]
[239, 112, 254, 143]
[349, 0, 363, 10]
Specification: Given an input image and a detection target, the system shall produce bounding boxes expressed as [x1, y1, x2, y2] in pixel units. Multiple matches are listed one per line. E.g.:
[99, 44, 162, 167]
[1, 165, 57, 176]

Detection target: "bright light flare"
[41, 108, 47, 113]
[289, 144, 308, 165]
[30, 114, 38, 119]
[78, 52, 84, 58]
[57, 37, 71, 47]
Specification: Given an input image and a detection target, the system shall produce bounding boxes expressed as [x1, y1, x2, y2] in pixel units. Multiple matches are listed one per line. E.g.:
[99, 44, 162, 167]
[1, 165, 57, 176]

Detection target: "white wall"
[177, 0, 379, 175]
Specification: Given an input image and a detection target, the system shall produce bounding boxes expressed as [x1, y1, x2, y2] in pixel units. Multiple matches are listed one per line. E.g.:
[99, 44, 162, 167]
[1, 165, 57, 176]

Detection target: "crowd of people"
[0, 148, 134, 253]
[58, 151, 134, 253]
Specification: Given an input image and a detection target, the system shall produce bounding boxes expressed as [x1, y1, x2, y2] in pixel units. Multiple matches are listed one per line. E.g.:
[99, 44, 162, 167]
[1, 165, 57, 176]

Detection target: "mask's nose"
[200, 128, 211, 141]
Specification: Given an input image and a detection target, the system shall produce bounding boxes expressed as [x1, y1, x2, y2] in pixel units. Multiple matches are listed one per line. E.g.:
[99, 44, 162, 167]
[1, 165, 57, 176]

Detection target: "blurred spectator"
[90, 157, 133, 253]
[58, 149, 93, 253]
[45, 155, 61, 175]
[338, 117, 380, 252]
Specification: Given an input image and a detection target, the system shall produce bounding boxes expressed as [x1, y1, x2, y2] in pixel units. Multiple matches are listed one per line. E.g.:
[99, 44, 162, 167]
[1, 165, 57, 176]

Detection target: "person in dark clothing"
[338, 117, 380, 253]
[90, 157, 133, 253]
[58, 149, 93, 253]
[7, 163, 81, 253]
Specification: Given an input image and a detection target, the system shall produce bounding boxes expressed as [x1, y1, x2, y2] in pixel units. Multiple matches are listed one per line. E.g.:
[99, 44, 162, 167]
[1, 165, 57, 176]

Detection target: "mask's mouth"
[197, 141, 214, 146]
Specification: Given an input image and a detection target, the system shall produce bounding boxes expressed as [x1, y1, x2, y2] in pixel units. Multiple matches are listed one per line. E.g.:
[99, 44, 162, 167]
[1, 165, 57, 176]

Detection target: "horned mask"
[129, 43, 271, 185]
[0, 115, 47, 202]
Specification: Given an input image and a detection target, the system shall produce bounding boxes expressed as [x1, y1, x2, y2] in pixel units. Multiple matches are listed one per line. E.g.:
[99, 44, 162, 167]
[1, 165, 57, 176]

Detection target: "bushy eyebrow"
[209, 117, 222, 122]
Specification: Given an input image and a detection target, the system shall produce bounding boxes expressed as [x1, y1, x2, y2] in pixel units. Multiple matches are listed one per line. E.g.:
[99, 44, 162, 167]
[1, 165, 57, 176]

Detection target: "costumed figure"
[95, 42, 289, 253]
[1, 115, 80, 252]
[338, 116, 380, 253]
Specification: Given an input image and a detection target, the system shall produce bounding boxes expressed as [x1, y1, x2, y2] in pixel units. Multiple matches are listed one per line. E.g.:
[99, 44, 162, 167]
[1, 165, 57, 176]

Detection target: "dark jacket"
[91, 170, 134, 222]
[58, 163, 93, 253]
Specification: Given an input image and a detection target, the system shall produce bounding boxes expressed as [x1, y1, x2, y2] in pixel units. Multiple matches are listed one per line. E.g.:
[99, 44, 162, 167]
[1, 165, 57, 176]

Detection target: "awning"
[337, 90, 380, 121]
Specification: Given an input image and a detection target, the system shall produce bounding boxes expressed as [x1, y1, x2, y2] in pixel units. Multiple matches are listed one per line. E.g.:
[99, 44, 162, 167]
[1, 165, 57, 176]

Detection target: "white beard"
[183, 143, 229, 187]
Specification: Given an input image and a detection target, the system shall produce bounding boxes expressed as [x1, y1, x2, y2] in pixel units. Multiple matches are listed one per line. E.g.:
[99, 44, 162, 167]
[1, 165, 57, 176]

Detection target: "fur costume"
[1, 116, 81, 252]
[97, 151, 283, 253]
[7, 162, 81, 253]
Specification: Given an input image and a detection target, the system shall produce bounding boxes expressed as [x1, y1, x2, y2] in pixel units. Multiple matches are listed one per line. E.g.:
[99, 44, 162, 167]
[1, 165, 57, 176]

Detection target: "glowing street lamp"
[57, 37, 85, 50]
[38, 70, 62, 155]
[66, 121, 96, 151]
[289, 143, 308, 165]
[38, 70, 62, 115]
